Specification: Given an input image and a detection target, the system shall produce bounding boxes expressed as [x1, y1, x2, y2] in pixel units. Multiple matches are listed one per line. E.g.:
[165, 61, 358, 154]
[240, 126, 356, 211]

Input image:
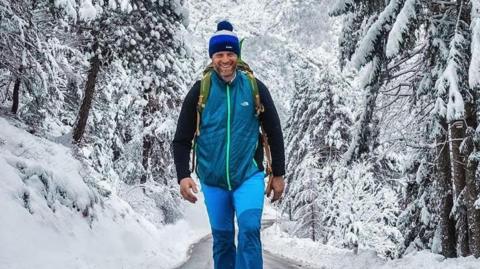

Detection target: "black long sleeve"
[172, 81, 200, 183]
[256, 79, 286, 177]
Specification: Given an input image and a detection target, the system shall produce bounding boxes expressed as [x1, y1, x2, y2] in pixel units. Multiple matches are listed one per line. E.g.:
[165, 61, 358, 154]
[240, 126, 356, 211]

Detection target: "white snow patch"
[475, 197, 480, 209]
[54, 0, 78, 19]
[79, 0, 97, 21]
[262, 216, 480, 269]
[443, 33, 466, 122]
[155, 59, 166, 72]
[329, 0, 354, 16]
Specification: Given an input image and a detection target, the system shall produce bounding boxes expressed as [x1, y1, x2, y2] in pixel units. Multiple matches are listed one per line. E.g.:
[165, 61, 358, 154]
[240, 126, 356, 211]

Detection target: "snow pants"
[201, 171, 265, 269]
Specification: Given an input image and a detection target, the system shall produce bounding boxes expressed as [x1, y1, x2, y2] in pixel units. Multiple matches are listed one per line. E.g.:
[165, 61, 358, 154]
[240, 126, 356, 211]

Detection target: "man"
[172, 20, 285, 269]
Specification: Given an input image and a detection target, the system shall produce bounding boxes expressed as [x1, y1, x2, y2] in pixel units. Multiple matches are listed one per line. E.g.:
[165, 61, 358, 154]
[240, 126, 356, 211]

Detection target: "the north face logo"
[241, 101, 249, 107]
[226, 46, 233, 49]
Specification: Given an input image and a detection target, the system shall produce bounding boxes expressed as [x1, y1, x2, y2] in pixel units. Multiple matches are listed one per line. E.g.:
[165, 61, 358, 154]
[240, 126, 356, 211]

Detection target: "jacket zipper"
[226, 84, 232, 190]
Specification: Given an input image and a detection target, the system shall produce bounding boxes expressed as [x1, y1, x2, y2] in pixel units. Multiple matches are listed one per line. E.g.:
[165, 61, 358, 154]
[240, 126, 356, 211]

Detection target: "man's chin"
[219, 70, 235, 77]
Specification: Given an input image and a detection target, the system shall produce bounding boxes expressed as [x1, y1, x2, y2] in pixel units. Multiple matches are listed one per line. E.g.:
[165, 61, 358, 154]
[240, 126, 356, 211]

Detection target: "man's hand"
[179, 177, 198, 203]
[265, 176, 285, 203]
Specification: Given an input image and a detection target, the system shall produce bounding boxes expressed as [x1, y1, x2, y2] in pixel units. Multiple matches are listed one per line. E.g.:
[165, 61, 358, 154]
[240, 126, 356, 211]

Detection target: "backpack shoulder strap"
[196, 64, 214, 136]
[192, 69, 212, 173]
[243, 70, 264, 116]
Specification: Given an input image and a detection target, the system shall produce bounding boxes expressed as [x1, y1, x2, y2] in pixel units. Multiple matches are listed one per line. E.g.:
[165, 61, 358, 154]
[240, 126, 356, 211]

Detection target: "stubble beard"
[216, 63, 237, 82]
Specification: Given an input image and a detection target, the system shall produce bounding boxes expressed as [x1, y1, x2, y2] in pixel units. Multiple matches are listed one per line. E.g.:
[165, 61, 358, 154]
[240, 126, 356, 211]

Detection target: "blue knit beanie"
[208, 21, 240, 58]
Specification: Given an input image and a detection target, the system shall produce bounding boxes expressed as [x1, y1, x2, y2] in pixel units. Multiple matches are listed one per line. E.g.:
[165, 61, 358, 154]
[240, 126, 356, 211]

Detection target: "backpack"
[192, 39, 274, 179]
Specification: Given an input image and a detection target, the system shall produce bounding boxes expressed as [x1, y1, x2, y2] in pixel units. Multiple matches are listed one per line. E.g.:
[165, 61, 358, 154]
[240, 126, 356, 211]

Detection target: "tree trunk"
[73, 47, 101, 143]
[311, 204, 316, 242]
[11, 67, 23, 114]
[458, 0, 480, 257]
[141, 134, 153, 184]
[437, 118, 456, 258]
[449, 120, 470, 256]
[141, 93, 158, 184]
[464, 98, 480, 257]
[345, 55, 382, 164]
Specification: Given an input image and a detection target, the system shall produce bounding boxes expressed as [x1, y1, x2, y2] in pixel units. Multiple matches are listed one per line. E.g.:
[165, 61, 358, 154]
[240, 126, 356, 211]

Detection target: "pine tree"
[0, 0, 85, 132]
[85, 0, 189, 224]
[466, 0, 480, 257]
[36, 0, 190, 224]
[331, 0, 404, 163]
[332, 0, 480, 257]
[283, 60, 354, 244]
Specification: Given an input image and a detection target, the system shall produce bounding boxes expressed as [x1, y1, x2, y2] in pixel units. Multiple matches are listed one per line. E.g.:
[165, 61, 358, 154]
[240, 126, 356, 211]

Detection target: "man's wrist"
[272, 168, 285, 177]
[178, 176, 191, 184]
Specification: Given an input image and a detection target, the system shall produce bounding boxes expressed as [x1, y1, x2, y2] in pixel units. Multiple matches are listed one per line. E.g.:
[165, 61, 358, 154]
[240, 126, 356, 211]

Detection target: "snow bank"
[379, 251, 480, 269]
[262, 222, 384, 268]
[0, 117, 209, 269]
[262, 221, 480, 269]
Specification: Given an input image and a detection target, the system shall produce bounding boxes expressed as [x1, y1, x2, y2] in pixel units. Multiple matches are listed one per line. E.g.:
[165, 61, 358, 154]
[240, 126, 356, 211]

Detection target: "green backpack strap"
[192, 66, 212, 173]
[244, 71, 264, 116]
[196, 66, 213, 136]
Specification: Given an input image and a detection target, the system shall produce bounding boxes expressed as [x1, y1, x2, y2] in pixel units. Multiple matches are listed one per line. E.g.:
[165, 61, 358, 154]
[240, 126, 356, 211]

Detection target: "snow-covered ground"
[0, 117, 209, 269]
[262, 222, 480, 269]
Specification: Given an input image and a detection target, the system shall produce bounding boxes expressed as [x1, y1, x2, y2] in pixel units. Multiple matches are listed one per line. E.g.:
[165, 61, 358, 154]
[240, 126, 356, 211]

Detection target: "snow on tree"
[283, 59, 352, 231]
[333, 0, 480, 258]
[438, 8, 471, 256]
[386, 0, 419, 58]
[75, 0, 190, 224]
[465, 2, 480, 256]
[282, 59, 401, 257]
[329, 0, 354, 17]
[330, 0, 401, 163]
[331, 0, 479, 257]
[470, 0, 480, 89]
[0, 0, 86, 133]
[329, 162, 402, 258]
[351, 0, 403, 70]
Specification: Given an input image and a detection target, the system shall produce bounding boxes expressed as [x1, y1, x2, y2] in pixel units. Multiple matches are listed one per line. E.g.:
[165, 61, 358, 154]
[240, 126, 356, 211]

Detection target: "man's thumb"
[192, 182, 199, 193]
[265, 185, 272, 196]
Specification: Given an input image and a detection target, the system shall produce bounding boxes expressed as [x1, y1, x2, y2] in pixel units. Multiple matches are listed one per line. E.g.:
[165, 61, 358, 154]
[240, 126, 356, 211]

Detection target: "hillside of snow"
[0, 117, 209, 269]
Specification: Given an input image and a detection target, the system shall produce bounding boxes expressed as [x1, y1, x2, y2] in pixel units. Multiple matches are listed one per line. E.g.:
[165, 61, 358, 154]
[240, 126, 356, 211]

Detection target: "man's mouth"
[219, 65, 233, 72]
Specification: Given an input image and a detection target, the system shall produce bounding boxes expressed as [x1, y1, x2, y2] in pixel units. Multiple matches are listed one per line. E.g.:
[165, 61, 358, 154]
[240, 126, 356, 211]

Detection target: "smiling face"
[211, 51, 238, 82]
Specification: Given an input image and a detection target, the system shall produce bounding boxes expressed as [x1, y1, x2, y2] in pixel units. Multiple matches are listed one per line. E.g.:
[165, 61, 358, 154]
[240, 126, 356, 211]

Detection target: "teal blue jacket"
[173, 70, 285, 190]
[195, 71, 260, 190]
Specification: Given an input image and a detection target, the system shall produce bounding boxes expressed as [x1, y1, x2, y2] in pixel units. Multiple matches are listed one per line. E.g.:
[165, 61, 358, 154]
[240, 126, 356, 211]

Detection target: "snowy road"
[175, 220, 314, 269]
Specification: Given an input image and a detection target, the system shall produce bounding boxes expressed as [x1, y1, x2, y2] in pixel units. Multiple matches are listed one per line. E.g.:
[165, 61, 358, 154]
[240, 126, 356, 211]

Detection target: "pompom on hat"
[208, 20, 240, 58]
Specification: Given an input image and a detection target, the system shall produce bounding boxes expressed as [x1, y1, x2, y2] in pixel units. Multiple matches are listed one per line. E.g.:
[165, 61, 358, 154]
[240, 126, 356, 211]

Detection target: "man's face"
[212, 51, 238, 81]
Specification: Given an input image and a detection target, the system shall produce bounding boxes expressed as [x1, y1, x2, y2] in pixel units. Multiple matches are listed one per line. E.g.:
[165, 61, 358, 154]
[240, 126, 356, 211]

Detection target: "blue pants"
[201, 171, 265, 269]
